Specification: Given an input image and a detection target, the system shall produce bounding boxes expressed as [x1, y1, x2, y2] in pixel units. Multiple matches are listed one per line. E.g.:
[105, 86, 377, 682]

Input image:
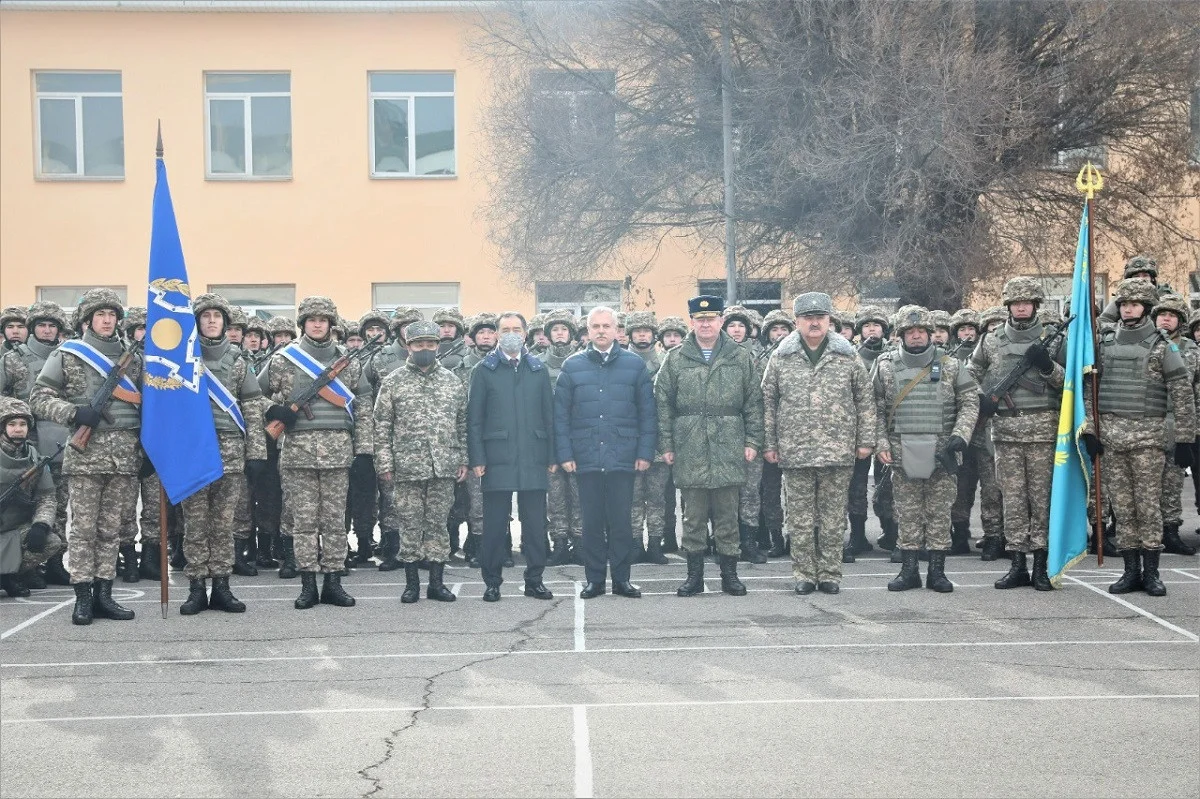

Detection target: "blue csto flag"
[1047, 201, 1096, 586]
[140, 152, 224, 504]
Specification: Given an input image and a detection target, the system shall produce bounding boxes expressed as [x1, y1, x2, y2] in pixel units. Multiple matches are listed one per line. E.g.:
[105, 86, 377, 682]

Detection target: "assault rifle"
[979, 314, 1075, 421]
[436, 338, 466, 363]
[69, 340, 144, 453]
[0, 442, 66, 510]
[265, 333, 384, 440]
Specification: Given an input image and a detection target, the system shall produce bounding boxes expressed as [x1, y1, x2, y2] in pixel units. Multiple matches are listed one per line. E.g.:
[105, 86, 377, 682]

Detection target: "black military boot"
[139, 542, 161, 580]
[400, 562, 421, 604]
[631, 537, 648, 565]
[277, 536, 298, 579]
[256, 532, 278, 568]
[71, 582, 94, 625]
[169, 532, 187, 569]
[21, 568, 46, 590]
[1108, 550, 1142, 594]
[1141, 549, 1166, 597]
[233, 539, 258, 577]
[662, 518, 679, 553]
[45, 554, 72, 585]
[925, 551, 953, 593]
[876, 518, 898, 551]
[888, 550, 922, 591]
[718, 555, 747, 596]
[210, 576, 246, 612]
[980, 535, 1004, 561]
[92, 579, 134, 620]
[949, 522, 972, 555]
[447, 520, 462, 562]
[378, 529, 402, 572]
[767, 528, 787, 558]
[1162, 523, 1197, 556]
[890, 546, 903, 564]
[426, 562, 456, 602]
[676, 552, 705, 597]
[503, 529, 515, 568]
[644, 537, 669, 565]
[548, 535, 571, 566]
[846, 515, 872, 555]
[994, 552, 1032, 589]
[1, 573, 30, 598]
[180, 578, 208, 615]
[467, 532, 484, 568]
[842, 547, 855, 564]
[119, 544, 140, 583]
[294, 571, 319, 609]
[355, 530, 376, 565]
[1031, 549, 1053, 592]
[740, 523, 767, 564]
[321, 572, 356, 607]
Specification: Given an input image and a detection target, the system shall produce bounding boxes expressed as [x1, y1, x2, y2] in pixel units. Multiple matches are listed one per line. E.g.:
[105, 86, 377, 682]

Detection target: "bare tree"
[472, 0, 1200, 308]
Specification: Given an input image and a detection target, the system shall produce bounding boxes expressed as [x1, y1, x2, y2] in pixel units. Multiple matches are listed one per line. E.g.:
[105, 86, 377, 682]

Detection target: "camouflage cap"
[0, 306, 27, 329]
[192, 293, 233, 324]
[1123, 254, 1158, 279]
[1113, 277, 1158, 307]
[470, 312, 500, 337]
[892, 304, 935, 335]
[266, 316, 297, 335]
[389, 305, 423, 335]
[404, 320, 440, 344]
[949, 308, 981, 334]
[543, 309, 578, 337]
[980, 306, 1007, 329]
[78, 288, 125, 326]
[761, 308, 795, 333]
[929, 309, 953, 330]
[722, 304, 754, 329]
[25, 301, 69, 331]
[358, 308, 391, 334]
[1151, 292, 1189, 322]
[297, 296, 338, 327]
[854, 305, 891, 335]
[0, 396, 34, 428]
[656, 315, 688, 340]
[793, 292, 834, 317]
[432, 306, 465, 332]
[624, 310, 657, 334]
[1001, 277, 1044, 305]
[120, 306, 147, 332]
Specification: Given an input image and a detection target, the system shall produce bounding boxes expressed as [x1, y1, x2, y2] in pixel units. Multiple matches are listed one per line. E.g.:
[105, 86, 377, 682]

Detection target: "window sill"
[35, 174, 125, 182]
[205, 174, 293, 182]
[370, 173, 458, 180]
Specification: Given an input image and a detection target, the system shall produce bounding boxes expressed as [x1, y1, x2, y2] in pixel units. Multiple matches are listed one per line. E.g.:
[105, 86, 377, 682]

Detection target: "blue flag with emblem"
[1047, 201, 1095, 586]
[140, 140, 224, 504]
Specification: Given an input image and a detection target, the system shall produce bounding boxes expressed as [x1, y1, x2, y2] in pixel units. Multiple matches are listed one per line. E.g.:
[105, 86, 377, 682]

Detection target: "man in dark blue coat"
[553, 307, 657, 599]
[468, 312, 556, 602]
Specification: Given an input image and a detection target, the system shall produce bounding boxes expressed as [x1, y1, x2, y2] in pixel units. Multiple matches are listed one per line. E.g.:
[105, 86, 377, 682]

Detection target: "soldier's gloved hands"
[138, 457, 156, 480]
[72, 404, 103, 429]
[265, 404, 299, 429]
[1027, 343, 1054, 373]
[1081, 433, 1104, 459]
[946, 435, 968, 454]
[244, 459, 268, 482]
[25, 522, 50, 553]
[978, 394, 999, 417]
[1173, 444, 1194, 469]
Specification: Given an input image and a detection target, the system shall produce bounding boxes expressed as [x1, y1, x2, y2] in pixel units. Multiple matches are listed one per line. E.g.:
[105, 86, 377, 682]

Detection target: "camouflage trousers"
[119, 473, 180, 546]
[739, 457, 763, 524]
[847, 456, 895, 521]
[19, 522, 65, 573]
[391, 478, 455, 563]
[282, 466, 349, 573]
[1161, 458, 1185, 526]
[679, 485, 739, 557]
[631, 461, 669, 543]
[784, 466, 853, 583]
[547, 469, 582, 540]
[1105, 447, 1165, 551]
[950, 443, 1003, 536]
[232, 475, 253, 541]
[893, 466, 956, 551]
[760, 461, 783, 532]
[67, 472, 138, 583]
[181, 473, 238, 579]
[993, 442, 1053, 552]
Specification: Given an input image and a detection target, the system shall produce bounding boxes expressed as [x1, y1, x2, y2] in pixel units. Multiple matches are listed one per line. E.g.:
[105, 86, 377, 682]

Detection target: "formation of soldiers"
[1, 252, 1197, 623]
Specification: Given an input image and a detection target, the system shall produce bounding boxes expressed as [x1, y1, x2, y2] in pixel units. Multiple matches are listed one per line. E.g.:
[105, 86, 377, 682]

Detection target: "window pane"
[36, 71, 121, 93]
[537, 281, 621, 305]
[209, 284, 295, 308]
[39, 98, 77, 174]
[209, 98, 246, 174]
[370, 72, 453, 94]
[206, 72, 289, 93]
[250, 95, 291, 176]
[373, 282, 459, 308]
[414, 96, 454, 175]
[38, 285, 127, 306]
[81, 95, 124, 177]
[373, 98, 409, 174]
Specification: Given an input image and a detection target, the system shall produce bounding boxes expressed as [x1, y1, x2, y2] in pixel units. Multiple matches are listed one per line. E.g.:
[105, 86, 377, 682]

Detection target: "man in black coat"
[468, 312, 557, 602]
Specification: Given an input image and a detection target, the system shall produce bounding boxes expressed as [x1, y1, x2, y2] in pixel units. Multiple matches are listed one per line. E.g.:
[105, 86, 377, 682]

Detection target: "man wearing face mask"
[1149, 294, 1199, 557]
[1, 307, 28, 351]
[625, 311, 670, 565]
[539, 310, 584, 565]
[0, 397, 58, 598]
[468, 312, 557, 601]
[845, 305, 896, 560]
[374, 321, 467, 604]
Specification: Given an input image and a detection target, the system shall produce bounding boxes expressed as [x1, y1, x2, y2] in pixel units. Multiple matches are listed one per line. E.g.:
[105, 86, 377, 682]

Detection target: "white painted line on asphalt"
[451, 583, 462, 597]
[0, 599, 73, 641]
[574, 582, 585, 652]
[4, 638, 1191, 670]
[1064, 575, 1199, 643]
[573, 705, 593, 799]
[1172, 569, 1200, 580]
[4, 692, 1195, 726]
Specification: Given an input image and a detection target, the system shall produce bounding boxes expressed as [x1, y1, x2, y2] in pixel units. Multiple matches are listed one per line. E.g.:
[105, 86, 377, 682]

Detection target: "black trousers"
[481, 490, 547, 587]
[576, 471, 636, 586]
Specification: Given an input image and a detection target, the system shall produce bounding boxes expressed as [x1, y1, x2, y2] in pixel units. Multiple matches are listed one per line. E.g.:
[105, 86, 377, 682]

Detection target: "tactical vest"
[201, 338, 247, 435]
[538, 345, 577, 386]
[1097, 323, 1173, 419]
[369, 343, 406, 395]
[56, 332, 140, 431]
[632, 346, 662, 378]
[17, 338, 69, 458]
[286, 337, 354, 433]
[0, 443, 38, 533]
[890, 348, 957, 435]
[991, 321, 1058, 413]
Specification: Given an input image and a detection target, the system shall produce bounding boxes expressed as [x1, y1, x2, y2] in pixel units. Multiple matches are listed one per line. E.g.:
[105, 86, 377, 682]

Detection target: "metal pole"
[1085, 196, 1104, 567]
[159, 483, 169, 618]
[720, 3, 737, 304]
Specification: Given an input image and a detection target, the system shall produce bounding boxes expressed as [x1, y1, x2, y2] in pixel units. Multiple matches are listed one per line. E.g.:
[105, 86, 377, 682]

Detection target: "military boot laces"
[1030, 549, 1053, 592]
[119, 544, 140, 584]
[138, 542, 161, 581]
[888, 550, 922, 591]
[426, 563, 456, 602]
[925, 552, 953, 593]
[401, 562, 421, 603]
[1140, 550, 1166, 597]
[321, 572, 356, 607]
[677, 552, 705, 597]
[71, 582, 94, 625]
[1161, 524, 1197, 556]
[92, 579, 134, 620]
[179, 578, 209, 615]
[1108, 551, 1143, 594]
[294, 571, 319, 609]
[210, 576, 246, 612]
[994, 552, 1032, 590]
[718, 555, 747, 596]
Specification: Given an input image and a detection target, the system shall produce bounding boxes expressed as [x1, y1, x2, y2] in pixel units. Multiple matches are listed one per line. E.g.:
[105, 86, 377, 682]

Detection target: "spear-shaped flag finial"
[156, 120, 163, 160]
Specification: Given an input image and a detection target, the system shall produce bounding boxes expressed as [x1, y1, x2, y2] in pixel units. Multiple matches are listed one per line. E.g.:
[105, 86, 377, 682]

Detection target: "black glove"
[1174, 443, 1194, 469]
[946, 435, 969, 454]
[1027, 343, 1054, 373]
[351, 453, 375, 479]
[244, 459, 268, 483]
[73, 404, 103, 429]
[139, 457, 156, 480]
[979, 393, 999, 417]
[25, 522, 50, 553]
[1081, 433, 1104, 459]
[265, 404, 299, 429]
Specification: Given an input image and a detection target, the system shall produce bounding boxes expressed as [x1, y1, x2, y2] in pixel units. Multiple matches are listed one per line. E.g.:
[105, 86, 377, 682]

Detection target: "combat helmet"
[746, 308, 765, 335]
[980, 306, 1007, 330]
[228, 306, 249, 332]
[1151, 292, 1189, 325]
[0, 306, 27, 332]
[761, 309, 794, 335]
[624, 310, 657, 335]
[266, 316, 297, 338]
[344, 319, 362, 340]
[192, 293, 233, 325]
[470, 312, 500, 338]
[297, 296, 339, 327]
[657, 315, 688, 342]
[77, 288, 125, 328]
[1112, 277, 1158, 308]
[120, 306, 147, 334]
[1037, 306, 1064, 327]
[389, 306, 423, 337]
[358, 308, 391, 337]
[892, 305, 935, 336]
[1189, 308, 1200, 335]
[929, 309, 953, 331]
[543, 309, 578, 339]
[854, 305, 891, 338]
[245, 315, 269, 339]
[1001, 277, 1044, 306]
[949, 308, 980, 336]
[528, 313, 547, 334]
[25, 301, 69, 333]
[1123, 254, 1158, 280]
[432, 306, 465, 336]
[0, 396, 34, 431]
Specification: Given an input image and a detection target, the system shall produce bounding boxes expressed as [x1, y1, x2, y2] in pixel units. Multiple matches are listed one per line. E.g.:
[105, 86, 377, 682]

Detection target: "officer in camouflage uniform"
[177, 294, 268, 615]
[656, 315, 688, 552]
[456, 313, 500, 564]
[1149, 293, 1199, 556]
[758, 309, 794, 558]
[845, 304, 895, 558]
[31, 288, 142, 624]
[1083, 279, 1196, 596]
[626, 311, 670, 565]
[1, 306, 27, 350]
[722, 304, 768, 564]
[261, 296, 372, 609]
[539, 309, 584, 564]
[374, 321, 467, 603]
[763, 292, 875, 595]
[969, 277, 1064, 591]
[0, 397, 59, 598]
[875, 307, 979, 593]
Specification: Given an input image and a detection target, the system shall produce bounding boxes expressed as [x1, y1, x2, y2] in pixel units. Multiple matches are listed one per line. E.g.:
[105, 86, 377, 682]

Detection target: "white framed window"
[208, 284, 295, 320]
[205, 72, 292, 179]
[38, 285, 128, 306]
[369, 72, 456, 178]
[536, 281, 622, 317]
[372, 282, 460, 318]
[34, 71, 124, 179]
[697, 279, 782, 319]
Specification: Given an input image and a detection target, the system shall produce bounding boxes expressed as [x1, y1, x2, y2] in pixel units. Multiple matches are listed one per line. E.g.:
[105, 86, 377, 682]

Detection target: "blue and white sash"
[279, 343, 354, 419]
[60, 340, 140, 396]
[206, 375, 246, 434]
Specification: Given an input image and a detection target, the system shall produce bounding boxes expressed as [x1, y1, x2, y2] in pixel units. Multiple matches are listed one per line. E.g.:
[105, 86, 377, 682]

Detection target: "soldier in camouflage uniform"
[344, 309, 392, 567]
[626, 311, 670, 565]
[241, 315, 277, 572]
[929, 310, 952, 348]
[539, 310, 584, 564]
[1096, 255, 1159, 324]
[261, 296, 373, 609]
[763, 293, 875, 594]
[177, 294, 268, 615]
[0, 397, 59, 598]
[1149, 294, 1199, 556]
[656, 315, 688, 552]
[875, 307, 979, 593]
[845, 305, 896, 559]
[374, 321, 467, 603]
[227, 306, 248, 348]
[969, 277, 1064, 591]
[1191, 309, 1200, 525]
[1082, 279, 1197, 596]
[721, 304, 768, 564]
[456, 313, 500, 564]
[758, 310, 794, 558]
[31, 288, 142, 624]
[257, 316, 298, 576]
[267, 315, 297, 348]
[433, 307, 472, 557]
[1, 306, 27, 350]
[243, 316, 269, 367]
[526, 313, 550, 355]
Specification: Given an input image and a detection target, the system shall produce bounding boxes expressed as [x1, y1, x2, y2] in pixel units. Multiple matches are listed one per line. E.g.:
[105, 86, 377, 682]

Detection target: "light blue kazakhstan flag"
[1047, 201, 1095, 586]
[140, 133, 224, 504]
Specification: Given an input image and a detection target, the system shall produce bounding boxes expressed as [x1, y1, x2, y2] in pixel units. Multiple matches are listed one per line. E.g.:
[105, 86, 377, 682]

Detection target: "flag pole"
[155, 120, 170, 619]
[1078, 162, 1104, 566]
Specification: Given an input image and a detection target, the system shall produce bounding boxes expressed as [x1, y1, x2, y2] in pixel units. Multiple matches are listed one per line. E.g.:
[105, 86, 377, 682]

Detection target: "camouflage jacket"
[872, 348, 980, 462]
[1, 350, 29, 399]
[968, 321, 1065, 443]
[762, 330, 875, 468]
[204, 341, 269, 473]
[0, 439, 56, 536]
[373, 361, 467, 481]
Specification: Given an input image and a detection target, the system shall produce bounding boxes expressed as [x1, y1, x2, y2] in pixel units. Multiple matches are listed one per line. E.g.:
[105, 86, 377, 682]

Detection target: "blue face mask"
[410, 349, 436, 368]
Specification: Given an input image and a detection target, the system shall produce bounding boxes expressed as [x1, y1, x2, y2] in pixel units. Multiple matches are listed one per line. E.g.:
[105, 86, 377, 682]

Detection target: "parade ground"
[2, 511, 1197, 798]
